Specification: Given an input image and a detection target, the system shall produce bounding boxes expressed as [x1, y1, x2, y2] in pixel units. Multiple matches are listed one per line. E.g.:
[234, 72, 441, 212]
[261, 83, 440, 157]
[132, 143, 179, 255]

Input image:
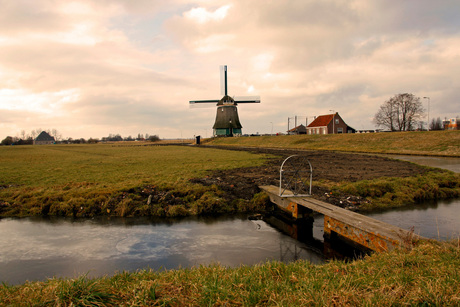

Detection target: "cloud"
[0, 0, 459, 139]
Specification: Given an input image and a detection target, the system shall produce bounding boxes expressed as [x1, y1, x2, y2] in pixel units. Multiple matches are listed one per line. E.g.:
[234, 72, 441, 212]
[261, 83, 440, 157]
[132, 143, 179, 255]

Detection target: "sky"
[1, 0, 459, 140]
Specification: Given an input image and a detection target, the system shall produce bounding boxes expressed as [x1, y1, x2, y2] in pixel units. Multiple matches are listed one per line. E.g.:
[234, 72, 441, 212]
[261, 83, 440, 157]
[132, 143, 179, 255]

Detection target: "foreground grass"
[1, 240, 459, 306]
[0, 144, 269, 217]
[207, 130, 460, 157]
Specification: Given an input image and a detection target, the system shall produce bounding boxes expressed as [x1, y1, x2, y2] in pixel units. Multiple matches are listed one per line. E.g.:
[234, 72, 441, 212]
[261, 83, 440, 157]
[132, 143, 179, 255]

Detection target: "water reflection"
[0, 215, 326, 285]
[366, 198, 460, 240]
[384, 155, 460, 173]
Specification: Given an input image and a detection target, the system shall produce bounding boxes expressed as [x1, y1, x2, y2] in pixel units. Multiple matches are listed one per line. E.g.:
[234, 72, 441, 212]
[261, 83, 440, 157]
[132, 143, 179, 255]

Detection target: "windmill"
[190, 65, 260, 137]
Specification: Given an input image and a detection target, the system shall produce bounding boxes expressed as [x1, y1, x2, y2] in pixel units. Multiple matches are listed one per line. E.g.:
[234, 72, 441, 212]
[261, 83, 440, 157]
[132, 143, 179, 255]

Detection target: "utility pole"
[329, 110, 335, 134]
[423, 97, 430, 131]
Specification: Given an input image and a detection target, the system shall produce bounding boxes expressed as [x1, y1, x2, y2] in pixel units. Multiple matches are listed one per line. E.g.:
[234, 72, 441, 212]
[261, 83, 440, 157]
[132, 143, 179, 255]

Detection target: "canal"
[0, 215, 325, 285]
[0, 154, 458, 285]
[364, 154, 460, 240]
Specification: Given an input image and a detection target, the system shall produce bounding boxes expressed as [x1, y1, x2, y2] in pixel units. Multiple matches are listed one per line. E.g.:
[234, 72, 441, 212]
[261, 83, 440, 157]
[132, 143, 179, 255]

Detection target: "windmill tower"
[190, 65, 260, 137]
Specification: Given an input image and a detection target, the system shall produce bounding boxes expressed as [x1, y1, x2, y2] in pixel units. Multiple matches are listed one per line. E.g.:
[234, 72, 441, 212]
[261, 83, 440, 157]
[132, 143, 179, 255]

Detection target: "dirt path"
[190, 146, 435, 210]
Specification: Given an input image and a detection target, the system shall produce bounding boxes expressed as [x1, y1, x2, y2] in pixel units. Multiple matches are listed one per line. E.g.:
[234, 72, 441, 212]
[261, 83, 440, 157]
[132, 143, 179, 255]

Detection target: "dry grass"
[0, 144, 269, 217]
[208, 130, 460, 157]
[1, 241, 459, 306]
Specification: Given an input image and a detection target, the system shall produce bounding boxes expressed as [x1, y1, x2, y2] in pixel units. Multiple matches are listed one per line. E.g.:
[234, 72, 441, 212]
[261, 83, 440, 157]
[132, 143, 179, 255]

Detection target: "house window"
[337, 128, 343, 134]
[335, 119, 339, 124]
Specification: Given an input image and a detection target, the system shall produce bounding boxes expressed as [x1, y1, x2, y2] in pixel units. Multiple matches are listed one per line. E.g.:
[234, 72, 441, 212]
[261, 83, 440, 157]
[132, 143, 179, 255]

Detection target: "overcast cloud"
[1, 0, 459, 139]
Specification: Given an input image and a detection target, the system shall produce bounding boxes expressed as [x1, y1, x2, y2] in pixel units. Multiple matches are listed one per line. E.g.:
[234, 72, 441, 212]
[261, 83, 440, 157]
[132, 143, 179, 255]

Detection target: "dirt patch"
[190, 146, 436, 210]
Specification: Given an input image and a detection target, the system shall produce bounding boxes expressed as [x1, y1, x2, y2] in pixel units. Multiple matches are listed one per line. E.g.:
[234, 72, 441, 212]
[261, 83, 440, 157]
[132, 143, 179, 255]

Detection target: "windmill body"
[190, 66, 260, 137]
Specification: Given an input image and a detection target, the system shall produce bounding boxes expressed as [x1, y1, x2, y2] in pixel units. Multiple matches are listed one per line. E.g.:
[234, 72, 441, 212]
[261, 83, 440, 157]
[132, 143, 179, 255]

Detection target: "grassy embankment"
[207, 130, 460, 157]
[0, 144, 270, 217]
[1, 240, 459, 306]
[207, 130, 460, 211]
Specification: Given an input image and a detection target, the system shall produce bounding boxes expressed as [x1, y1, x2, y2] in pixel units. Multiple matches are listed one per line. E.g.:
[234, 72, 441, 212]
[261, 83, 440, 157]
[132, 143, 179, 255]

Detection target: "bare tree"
[430, 117, 443, 130]
[51, 128, 62, 141]
[374, 93, 424, 131]
[30, 128, 40, 139]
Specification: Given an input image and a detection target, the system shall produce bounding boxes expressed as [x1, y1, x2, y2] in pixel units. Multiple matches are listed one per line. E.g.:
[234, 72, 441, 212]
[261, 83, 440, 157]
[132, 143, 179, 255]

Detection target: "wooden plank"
[293, 197, 412, 241]
[260, 185, 423, 251]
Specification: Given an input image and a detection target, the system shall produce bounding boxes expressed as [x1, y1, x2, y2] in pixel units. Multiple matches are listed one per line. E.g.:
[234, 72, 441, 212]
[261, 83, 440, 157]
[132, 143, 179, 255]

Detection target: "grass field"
[206, 130, 460, 157]
[1, 132, 460, 217]
[0, 144, 270, 217]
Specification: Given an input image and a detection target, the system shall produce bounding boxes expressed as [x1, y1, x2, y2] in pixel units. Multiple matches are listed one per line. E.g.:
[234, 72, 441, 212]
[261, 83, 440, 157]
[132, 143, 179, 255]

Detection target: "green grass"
[0, 144, 269, 217]
[207, 130, 460, 156]
[329, 171, 460, 211]
[1, 240, 459, 306]
[1, 140, 459, 216]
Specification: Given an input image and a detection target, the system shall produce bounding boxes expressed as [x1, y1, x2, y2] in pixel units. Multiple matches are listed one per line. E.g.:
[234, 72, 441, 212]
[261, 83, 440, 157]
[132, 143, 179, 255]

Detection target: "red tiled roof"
[307, 114, 334, 127]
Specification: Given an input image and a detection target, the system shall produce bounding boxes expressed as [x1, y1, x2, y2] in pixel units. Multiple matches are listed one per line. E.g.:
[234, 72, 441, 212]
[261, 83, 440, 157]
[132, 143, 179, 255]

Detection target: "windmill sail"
[220, 65, 227, 96]
[189, 99, 220, 104]
[234, 96, 261, 103]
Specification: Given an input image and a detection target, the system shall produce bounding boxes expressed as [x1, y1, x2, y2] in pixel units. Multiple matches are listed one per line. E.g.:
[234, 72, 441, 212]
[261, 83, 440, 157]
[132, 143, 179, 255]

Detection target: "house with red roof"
[306, 113, 355, 135]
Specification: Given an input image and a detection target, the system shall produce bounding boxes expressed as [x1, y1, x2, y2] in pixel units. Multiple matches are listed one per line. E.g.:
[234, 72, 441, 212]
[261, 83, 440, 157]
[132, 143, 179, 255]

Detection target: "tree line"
[100, 133, 159, 142]
[1, 128, 62, 146]
[1, 129, 160, 146]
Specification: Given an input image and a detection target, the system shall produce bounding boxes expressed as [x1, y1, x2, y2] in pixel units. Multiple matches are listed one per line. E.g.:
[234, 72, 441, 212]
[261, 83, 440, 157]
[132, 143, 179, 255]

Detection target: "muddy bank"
[190, 146, 439, 210]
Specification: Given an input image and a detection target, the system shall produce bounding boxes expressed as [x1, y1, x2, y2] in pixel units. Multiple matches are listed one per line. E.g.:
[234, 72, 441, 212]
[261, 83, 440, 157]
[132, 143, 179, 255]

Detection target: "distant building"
[443, 118, 458, 130]
[34, 131, 55, 145]
[306, 113, 355, 135]
[287, 124, 307, 135]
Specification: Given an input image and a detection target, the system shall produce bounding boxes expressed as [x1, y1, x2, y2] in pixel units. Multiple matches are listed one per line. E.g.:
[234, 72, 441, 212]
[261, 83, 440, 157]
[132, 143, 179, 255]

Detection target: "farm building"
[306, 113, 355, 135]
[287, 124, 307, 135]
[34, 131, 55, 145]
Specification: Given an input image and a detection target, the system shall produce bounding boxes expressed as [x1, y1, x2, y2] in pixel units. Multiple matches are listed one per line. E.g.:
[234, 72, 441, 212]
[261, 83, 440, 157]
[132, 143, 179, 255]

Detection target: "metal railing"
[279, 155, 312, 197]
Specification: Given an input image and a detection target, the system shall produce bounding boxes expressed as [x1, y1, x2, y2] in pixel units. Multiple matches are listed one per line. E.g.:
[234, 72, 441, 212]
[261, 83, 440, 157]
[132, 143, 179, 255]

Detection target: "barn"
[34, 131, 55, 145]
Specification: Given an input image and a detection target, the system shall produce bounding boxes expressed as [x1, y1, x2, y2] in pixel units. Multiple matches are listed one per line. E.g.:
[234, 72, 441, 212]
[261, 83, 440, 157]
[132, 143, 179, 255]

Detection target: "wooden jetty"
[260, 185, 422, 252]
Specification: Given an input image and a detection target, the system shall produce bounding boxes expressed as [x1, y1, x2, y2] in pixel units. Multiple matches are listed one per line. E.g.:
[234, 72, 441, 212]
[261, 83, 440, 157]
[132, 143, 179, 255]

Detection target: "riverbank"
[205, 130, 460, 157]
[1, 240, 459, 306]
[1, 143, 459, 217]
[0, 145, 270, 217]
[191, 146, 460, 212]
